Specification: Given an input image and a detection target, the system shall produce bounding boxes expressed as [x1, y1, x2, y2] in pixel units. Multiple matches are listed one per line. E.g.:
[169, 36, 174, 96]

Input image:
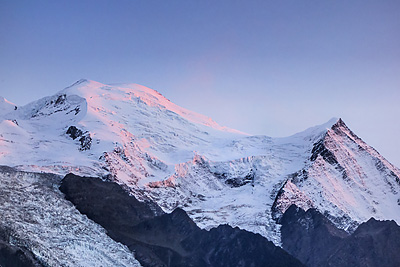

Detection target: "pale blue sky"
[1, 0, 399, 166]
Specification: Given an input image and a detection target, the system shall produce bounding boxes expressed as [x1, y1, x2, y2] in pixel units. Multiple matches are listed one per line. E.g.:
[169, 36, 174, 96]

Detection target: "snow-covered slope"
[272, 119, 400, 231]
[1, 80, 399, 246]
[0, 79, 244, 177]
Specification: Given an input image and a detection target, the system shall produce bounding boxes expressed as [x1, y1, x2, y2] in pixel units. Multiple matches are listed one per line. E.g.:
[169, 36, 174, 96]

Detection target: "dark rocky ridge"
[281, 205, 400, 267]
[60, 174, 304, 267]
[59, 174, 164, 236]
[310, 138, 339, 165]
[280, 205, 349, 267]
[0, 238, 42, 267]
[326, 217, 400, 267]
[129, 208, 303, 267]
[310, 135, 347, 180]
[0, 210, 43, 267]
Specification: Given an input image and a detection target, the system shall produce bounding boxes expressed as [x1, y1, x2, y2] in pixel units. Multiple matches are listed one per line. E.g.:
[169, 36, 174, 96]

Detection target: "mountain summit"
[1, 80, 399, 245]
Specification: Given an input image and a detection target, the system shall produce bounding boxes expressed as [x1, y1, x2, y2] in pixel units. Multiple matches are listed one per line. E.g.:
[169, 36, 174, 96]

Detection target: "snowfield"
[1, 79, 399, 246]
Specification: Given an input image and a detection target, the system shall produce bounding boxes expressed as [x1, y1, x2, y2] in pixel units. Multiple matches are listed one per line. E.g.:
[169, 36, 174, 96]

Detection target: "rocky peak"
[281, 205, 400, 267]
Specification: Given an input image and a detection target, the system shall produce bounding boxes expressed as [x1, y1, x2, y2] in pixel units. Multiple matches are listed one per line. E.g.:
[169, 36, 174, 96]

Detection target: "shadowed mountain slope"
[281, 205, 400, 267]
[60, 174, 304, 267]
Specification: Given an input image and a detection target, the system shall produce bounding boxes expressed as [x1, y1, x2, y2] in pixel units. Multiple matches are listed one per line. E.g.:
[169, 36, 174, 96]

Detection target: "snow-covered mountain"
[1, 79, 399, 246]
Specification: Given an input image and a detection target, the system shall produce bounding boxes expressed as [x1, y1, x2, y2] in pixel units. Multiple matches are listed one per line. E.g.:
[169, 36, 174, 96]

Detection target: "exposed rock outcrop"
[66, 126, 92, 150]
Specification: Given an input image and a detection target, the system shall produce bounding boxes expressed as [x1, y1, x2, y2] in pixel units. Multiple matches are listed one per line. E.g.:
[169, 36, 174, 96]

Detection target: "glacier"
[0, 166, 141, 266]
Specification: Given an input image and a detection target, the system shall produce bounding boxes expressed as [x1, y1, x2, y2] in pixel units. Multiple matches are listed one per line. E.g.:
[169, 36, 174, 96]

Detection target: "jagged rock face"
[326, 218, 400, 267]
[60, 174, 304, 267]
[280, 205, 400, 267]
[66, 126, 84, 140]
[194, 225, 304, 267]
[19, 93, 85, 120]
[223, 169, 255, 187]
[280, 205, 349, 266]
[78, 134, 92, 150]
[66, 126, 92, 150]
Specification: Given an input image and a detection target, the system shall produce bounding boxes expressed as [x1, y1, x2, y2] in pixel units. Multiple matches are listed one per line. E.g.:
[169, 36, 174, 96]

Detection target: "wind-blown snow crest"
[0, 96, 16, 117]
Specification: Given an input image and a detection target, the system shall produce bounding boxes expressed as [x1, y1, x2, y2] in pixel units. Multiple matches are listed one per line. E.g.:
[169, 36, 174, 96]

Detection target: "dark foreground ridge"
[0, 238, 42, 267]
[281, 205, 400, 267]
[60, 173, 304, 267]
